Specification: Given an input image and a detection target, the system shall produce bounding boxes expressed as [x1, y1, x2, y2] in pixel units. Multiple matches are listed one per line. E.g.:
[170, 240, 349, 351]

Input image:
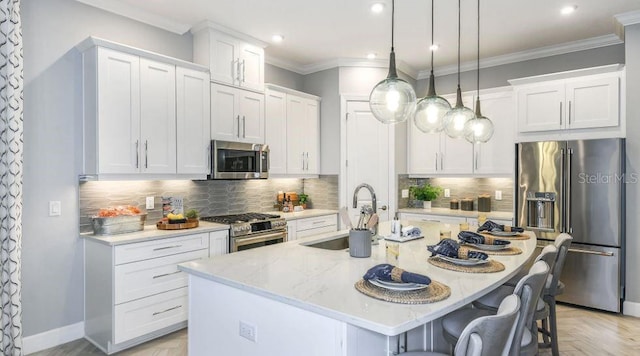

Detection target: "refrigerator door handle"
[560, 148, 565, 233]
[567, 148, 573, 233]
[568, 248, 614, 257]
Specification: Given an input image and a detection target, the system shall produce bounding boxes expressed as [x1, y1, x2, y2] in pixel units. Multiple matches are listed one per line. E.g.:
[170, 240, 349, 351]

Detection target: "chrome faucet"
[352, 183, 377, 235]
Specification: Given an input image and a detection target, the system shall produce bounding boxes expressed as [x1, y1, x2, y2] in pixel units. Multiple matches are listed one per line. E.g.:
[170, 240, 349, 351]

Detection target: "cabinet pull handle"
[152, 270, 182, 279]
[242, 116, 246, 138]
[440, 153, 444, 170]
[153, 245, 182, 251]
[559, 102, 563, 126]
[135, 140, 139, 168]
[435, 153, 438, 171]
[235, 59, 240, 83]
[242, 59, 246, 83]
[302, 152, 305, 170]
[305, 152, 309, 170]
[144, 140, 148, 169]
[568, 101, 572, 125]
[153, 305, 183, 316]
[236, 115, 241, 138]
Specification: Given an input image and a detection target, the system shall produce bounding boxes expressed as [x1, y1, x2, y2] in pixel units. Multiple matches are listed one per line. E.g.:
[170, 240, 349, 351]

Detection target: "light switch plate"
[495, 190, 503, 200]
[49, 201, 61, 216]
[444, 189, 451, 198]
[146, 196, 154, 210]
[401, 189, 409, 198]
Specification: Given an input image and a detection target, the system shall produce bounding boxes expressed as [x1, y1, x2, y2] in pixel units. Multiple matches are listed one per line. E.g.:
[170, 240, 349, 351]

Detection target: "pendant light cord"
[430, 0, 434, 72]
[391, 0, 395, 52]
[457, 0, 461, 86]
[477, 0, 480, 97]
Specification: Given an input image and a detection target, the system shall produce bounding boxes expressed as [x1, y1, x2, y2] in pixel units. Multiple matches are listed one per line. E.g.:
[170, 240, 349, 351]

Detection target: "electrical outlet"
[146, 196, 155, 210]
[401, 189, 409, 198]
[444, 189, 451, 198]
[49, 201, 61, 217]
[495, 190, 503, 201]
[239, 321, 257, 342]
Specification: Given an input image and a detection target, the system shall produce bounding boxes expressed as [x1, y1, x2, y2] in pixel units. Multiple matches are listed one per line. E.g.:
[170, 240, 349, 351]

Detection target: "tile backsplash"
[79, 175, 339, 233]
[398, 176, 514, 212]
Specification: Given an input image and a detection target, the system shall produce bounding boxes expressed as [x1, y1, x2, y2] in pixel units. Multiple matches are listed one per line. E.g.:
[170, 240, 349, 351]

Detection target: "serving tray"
[156, 219, 199, 230]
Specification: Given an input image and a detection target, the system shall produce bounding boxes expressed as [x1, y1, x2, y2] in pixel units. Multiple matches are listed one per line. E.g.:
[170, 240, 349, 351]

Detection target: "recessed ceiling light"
[430, 44, 439, 51]
[272, 34, 284, 43]
[370, 3, 385, 14]
[561, 5, 577, 15]
[367, 53, 377, 60]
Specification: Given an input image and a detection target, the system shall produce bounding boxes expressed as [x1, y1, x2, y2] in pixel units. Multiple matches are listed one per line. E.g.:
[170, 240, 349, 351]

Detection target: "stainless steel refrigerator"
[516, 138, 625, 312]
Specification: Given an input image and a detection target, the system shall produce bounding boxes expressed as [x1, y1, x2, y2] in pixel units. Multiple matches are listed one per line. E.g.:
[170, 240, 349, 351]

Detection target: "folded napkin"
[477, 220, 524, 233]
[458, 231, 511, 246]
[363, 264, 431, 285]
[428, 238, 488, 260]
[401, 225, 422, 237]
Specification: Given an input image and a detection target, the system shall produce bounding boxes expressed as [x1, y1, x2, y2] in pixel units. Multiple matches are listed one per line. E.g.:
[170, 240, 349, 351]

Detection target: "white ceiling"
[76, 0, 640, 77]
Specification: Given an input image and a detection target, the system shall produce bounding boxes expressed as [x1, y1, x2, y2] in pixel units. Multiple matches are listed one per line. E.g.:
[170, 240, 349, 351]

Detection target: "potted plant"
[409, 184, 443, 210]
[299, 194, 309, 209]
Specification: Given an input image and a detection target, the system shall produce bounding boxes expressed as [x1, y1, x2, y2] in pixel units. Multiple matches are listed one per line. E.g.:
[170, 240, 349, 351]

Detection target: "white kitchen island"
[178, 221, 536, 355]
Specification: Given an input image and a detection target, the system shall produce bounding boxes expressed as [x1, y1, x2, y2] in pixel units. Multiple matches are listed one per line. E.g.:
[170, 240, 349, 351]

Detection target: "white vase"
[422, 201, 432, 210]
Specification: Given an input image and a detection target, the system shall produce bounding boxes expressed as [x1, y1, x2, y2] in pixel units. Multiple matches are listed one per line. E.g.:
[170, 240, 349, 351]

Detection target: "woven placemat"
[354, 279, 451, 304]
[466, 246, 523, 256]
[480, 232, 530, 240]
[428, 256, 505, 273]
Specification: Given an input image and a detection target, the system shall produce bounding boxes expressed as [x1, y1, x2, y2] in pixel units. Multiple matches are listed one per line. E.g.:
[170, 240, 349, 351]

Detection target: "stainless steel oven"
[200, 213, 287, 252]
[209, 140, 269, 179]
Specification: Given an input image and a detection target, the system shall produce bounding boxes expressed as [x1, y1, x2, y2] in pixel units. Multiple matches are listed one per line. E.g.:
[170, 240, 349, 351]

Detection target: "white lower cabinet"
[294, 214, 338, 239]
[84, 231, 214, 354]
[399, 213, 467, 225]
[209, 230, 229, 256]
[287, 220, 298, 241]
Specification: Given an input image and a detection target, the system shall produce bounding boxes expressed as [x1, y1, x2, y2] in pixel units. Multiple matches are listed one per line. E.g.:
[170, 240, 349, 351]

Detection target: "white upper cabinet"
[265, 85, 321, 177]
[211, 83, 264, 144]
[192, 22, 266, 92]
[176, 67, 211, 175]
[79, 37, 210, 180]
[511, 65, 623, 138]
[407, 89, 515, 176]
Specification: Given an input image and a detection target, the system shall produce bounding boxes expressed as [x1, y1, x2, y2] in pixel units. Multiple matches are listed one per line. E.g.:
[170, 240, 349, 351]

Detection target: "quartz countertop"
[263, 208, 338, 220]
[399, 208, 514, 221]
[80, 221, 229, 246]
[179, 220, 536, 336]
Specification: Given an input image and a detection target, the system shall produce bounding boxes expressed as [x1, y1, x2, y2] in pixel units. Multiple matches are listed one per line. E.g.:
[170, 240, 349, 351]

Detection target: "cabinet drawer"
[115, 233, 209, 265]
[297, 224, 337, 239]
[115, 249, 208, 304]
[296, 215, 337, 231]
[114, 287, 188, 344]
[399, 213, 466, 225]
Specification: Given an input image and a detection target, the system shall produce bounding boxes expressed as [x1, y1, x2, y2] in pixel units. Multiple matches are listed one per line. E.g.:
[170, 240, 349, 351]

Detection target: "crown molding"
[614, 10, 640, 39]
[189, 20, 268, 48]
[416, 34, 623, 80]
[75, 0, 190, 34]
[265, 56, 419, 78]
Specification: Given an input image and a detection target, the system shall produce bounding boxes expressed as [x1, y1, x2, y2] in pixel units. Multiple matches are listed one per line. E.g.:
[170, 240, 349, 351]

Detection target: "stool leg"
[541, 318, 550, 344]
[549, 298, 559, 356]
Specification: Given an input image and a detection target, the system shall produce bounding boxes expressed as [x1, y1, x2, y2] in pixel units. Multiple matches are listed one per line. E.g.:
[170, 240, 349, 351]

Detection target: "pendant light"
[443, 0, 475, 139]
[369, 0, 417, 124]
[464, 0, 494, 143]
[414, 0, 451, 133]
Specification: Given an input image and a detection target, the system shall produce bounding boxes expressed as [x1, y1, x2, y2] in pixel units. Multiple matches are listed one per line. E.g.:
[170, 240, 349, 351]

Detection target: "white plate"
[438, 255, 489, 266]
[488, 230, 518, 237]
[469, 243, 510, 251]
[368, 278, 429, 291]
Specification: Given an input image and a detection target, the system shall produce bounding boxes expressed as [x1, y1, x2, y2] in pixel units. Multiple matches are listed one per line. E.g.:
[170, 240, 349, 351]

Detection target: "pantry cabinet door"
[286, 95, 306, 174]
[265, 89, 288, 174]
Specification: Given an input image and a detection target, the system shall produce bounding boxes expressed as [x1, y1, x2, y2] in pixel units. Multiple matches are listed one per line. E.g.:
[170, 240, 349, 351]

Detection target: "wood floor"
[31, 304, 640, 355]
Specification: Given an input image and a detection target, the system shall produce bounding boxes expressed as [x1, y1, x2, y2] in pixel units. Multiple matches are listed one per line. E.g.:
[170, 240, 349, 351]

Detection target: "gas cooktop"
[200, 212, 281, 225]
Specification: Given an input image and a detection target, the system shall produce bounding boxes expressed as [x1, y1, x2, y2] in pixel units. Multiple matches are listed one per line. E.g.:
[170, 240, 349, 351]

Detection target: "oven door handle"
[235, 231, 287, 246]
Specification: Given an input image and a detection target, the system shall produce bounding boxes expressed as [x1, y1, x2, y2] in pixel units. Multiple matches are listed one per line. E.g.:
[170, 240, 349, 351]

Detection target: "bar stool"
[441, 260, 551, 356]
[535, 233, 573, 356]
[402, 294, 521, 356]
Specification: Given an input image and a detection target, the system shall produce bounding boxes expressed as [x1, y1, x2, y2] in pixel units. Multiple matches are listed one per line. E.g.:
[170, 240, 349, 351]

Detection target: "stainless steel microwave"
[209, 140, 269, 179]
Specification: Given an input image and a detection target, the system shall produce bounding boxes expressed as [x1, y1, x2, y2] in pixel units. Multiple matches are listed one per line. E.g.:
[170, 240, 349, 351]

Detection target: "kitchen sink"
[302, 235, 349, 250]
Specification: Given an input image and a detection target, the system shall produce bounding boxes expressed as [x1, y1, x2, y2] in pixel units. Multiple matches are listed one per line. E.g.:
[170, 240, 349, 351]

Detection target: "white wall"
[22, 0, 192, 336]
[624, 24, 640, 308]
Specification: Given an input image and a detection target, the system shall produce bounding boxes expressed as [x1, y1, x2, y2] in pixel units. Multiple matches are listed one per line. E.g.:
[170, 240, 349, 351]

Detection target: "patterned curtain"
[0, 0, 23, 354]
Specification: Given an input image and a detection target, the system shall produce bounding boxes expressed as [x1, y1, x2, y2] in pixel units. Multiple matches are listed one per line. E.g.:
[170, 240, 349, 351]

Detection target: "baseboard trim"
[24, 322, 84, 355]
[623, 301, 640, 317]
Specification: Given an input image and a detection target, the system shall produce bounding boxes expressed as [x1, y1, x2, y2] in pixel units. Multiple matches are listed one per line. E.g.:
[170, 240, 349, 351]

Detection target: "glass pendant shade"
[369, 52, 417, 124]
[443, 87, 475, 138]
[414, 72, 451, 133]
[464, 98, 494, 143]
